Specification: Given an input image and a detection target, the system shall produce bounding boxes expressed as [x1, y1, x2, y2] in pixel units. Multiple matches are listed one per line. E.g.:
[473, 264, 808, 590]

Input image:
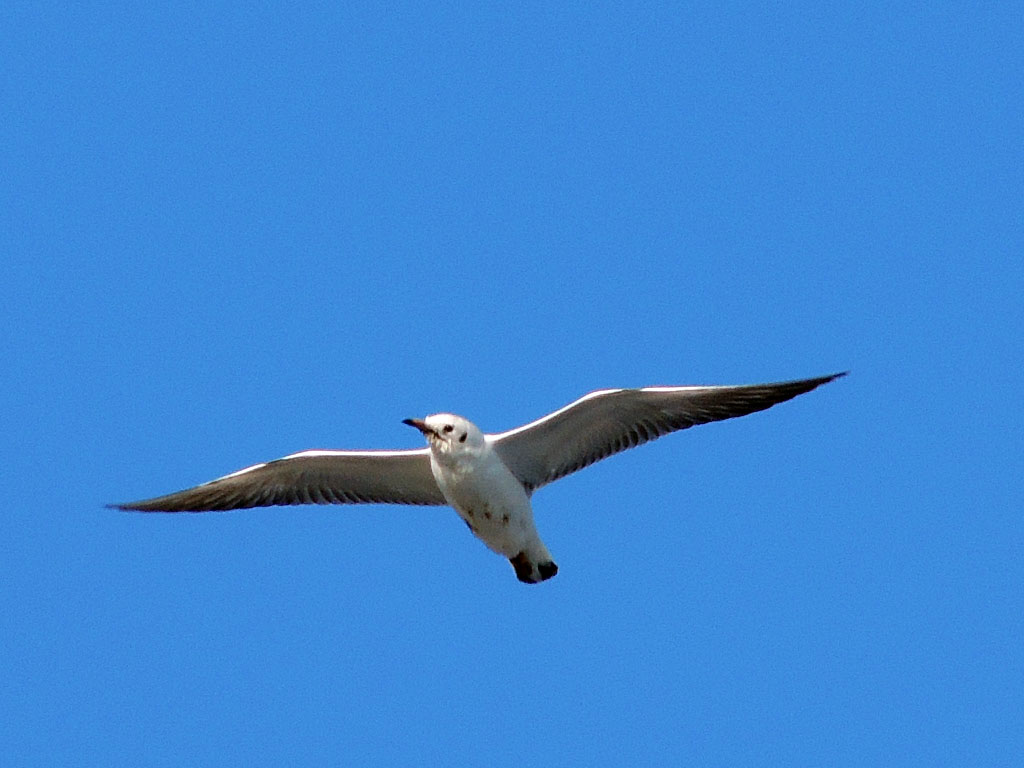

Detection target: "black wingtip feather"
[108, 501, 191, 513]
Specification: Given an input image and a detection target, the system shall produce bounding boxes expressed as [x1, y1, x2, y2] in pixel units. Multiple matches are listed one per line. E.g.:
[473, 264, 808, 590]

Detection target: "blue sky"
[2, 2, 1022, 765]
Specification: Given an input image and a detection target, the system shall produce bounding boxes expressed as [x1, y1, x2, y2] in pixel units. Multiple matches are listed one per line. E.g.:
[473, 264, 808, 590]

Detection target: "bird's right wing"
[490, 373, 845, 492]
[112, 448, 446, 511]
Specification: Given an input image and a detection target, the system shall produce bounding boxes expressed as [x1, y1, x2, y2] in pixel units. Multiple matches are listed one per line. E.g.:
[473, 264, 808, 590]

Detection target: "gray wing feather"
[113, 449, 445, 512]
[490, 373, 845, 492]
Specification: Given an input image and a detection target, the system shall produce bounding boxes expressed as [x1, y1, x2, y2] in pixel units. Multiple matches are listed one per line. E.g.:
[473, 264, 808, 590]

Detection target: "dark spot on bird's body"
[483, 511, 492, 520]
[459, 432, 467, 442]
[501, 514, 510, 525]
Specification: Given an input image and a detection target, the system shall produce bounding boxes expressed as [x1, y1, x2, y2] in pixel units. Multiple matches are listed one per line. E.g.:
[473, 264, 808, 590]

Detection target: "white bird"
[114, 373, 845, 583]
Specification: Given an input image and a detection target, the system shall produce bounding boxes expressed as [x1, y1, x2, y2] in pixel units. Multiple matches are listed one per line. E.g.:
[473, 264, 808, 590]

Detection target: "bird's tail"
[509, 550, 558, 584]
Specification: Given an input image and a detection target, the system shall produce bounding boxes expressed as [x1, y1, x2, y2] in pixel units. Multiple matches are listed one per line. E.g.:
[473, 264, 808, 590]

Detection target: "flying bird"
[114, 373, 845, 583]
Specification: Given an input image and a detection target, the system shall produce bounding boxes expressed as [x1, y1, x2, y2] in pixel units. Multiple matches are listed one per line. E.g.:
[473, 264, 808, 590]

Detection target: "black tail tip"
[537, 561, 558, 581]
[510, 552, 559, 584]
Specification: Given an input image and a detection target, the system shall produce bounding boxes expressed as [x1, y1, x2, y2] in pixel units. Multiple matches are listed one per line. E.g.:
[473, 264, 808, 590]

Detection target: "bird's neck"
[431, 442, 486, 476]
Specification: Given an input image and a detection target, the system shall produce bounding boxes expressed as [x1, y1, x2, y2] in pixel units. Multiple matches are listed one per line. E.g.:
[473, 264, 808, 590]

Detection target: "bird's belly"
[454, 497, 530, 556]
[433, 460, 535, 557]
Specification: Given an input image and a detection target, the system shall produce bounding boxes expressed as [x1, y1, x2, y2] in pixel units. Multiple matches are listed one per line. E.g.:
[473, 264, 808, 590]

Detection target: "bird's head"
[403, 413, 484, 457]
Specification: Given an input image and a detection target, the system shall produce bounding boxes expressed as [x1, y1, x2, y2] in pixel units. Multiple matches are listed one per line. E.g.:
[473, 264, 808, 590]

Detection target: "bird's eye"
[443, 424, 454, 433]
[459, 432, 467, 443]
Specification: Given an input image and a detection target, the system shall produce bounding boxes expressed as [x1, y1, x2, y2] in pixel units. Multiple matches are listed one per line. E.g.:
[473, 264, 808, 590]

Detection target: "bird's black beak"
[403, 418, 435, 437]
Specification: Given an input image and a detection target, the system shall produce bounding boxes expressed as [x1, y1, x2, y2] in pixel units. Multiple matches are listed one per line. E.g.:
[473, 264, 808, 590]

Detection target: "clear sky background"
[3, 2, 1021, 766]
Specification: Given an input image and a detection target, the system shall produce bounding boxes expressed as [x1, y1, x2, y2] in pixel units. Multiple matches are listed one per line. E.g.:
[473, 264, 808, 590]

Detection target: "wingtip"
[804, 371, 847, 390]
[106, 500, 173, 513]
[107, 501, 142, 512]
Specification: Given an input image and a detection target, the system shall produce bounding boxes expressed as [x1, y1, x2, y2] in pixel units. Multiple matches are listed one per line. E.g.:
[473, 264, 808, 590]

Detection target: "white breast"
[428, 443, 538, 557]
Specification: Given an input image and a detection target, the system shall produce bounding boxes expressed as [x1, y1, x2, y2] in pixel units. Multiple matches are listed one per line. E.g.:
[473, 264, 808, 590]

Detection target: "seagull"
[114, 373, 845, 583]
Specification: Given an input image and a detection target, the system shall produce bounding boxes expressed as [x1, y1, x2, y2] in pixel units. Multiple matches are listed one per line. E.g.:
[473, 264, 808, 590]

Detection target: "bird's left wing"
[489, 373, 845, 492]
[112, 448, 446, 511]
